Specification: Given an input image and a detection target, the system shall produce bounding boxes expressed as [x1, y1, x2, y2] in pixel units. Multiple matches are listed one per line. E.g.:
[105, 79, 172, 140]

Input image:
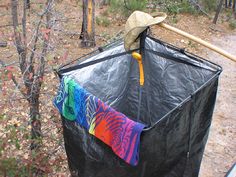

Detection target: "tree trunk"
[226, 0, 228, 8]
[81, 0, 95, 47]
[213, 0, 224, 24]
[233, 0, 236, 18]
[29, 94, 42, 150]
[80, 21, 84, 39]
[26, 0, 30, 9]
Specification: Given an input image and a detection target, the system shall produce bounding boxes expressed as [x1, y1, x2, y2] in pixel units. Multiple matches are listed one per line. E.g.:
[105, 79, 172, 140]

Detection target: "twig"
[22, 0, 27, 47]
[0, 59, 27, 98]
[28, 18, 42, 68]
[0, 60, 19, 68]
[209, 25, 223, 32]
[11, 74, 27, 98]
[11, 0, 27, 73]
[37, 0, 54, 79]
[189, 0, 210, 17]
[0, 23, 22, 28]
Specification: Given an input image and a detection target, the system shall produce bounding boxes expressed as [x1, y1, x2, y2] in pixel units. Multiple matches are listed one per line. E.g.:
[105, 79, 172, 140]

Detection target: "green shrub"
[165, 0, 197, 15]
[108, 0, 122, 12]
[165, 2, 180, 15]
[96, 16, 111, 27]
[101, 9, 109, 17]
[125, 0, 147, 11]
[199, 0, 217, 12]
[108, 0, 148, 17]
[229, 19, 236, 30]
[0, 158, 18, 177]
[180, 1, 197, 14]
[96, 17, 101, 25]
[170, 16, 179, 24]
[0, 158, 32, 177]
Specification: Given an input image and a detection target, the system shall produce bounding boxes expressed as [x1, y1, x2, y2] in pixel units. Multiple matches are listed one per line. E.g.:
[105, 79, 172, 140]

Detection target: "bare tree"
[213, 0, 224, 24]
[11, 0, 53, 149]
[81, 0, 95, 47]
[232, 0, 236, 17]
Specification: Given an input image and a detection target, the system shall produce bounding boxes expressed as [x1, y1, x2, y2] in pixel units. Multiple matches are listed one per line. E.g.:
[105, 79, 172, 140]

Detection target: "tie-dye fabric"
[54, 76, 145, 166]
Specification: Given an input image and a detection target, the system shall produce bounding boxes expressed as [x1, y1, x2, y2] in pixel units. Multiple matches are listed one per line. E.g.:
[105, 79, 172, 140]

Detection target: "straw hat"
[124, 11, 167, 51]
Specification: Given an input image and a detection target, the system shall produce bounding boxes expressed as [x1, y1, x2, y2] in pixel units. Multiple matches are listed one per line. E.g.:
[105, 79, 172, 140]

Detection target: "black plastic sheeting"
[57, 35, 222, 177]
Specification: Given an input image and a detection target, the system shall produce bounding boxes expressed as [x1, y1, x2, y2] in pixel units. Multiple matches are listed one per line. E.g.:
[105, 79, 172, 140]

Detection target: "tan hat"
[124, 11, 167, 51]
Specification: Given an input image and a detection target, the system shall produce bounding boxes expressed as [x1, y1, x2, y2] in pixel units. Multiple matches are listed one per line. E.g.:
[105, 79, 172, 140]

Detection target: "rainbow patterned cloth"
[54, 76, 145, 166]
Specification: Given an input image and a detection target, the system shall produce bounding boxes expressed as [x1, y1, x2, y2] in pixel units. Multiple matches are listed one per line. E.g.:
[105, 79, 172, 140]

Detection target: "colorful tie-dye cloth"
[54, 76, 145, 166]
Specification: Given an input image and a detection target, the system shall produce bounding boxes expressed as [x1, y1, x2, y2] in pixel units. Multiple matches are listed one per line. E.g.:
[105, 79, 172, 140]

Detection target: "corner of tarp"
[53, 67, 63, 80]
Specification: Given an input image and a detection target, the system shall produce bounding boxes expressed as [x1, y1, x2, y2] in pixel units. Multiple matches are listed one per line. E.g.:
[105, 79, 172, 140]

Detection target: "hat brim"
[124, 12, 167, 51]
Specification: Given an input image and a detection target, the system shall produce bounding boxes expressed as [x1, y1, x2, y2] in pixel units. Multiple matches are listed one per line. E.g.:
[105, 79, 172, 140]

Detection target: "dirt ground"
[0, 0, 235, 176]
[199, 35, 236, 177]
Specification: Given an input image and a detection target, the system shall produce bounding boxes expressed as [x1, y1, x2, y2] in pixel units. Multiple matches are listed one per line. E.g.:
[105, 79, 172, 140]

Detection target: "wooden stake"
[158, 23, 236, 62]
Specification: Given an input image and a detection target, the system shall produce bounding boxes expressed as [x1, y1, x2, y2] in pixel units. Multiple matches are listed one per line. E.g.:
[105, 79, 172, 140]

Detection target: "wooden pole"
[158, 23, 236, 62]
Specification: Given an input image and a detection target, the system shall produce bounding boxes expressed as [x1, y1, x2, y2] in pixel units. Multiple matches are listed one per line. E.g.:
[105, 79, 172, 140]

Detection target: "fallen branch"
[0, 23, 22, 28]
[209, 25, 223, 32]
[0, 60, 19, 68]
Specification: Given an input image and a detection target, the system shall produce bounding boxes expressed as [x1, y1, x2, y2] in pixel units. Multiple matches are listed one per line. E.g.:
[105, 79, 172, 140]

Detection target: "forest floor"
[0, 0, 235, 176]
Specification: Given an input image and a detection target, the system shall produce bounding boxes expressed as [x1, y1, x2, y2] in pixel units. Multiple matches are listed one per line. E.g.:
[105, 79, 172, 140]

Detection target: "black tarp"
[56, 34, 222, 177]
